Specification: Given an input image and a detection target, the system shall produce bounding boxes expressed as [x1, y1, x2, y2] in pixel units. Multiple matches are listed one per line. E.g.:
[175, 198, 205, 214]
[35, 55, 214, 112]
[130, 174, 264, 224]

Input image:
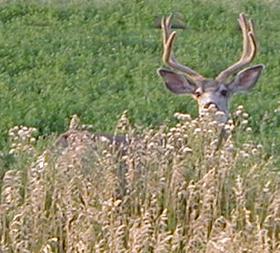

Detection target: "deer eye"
[220, 90, 228, 96]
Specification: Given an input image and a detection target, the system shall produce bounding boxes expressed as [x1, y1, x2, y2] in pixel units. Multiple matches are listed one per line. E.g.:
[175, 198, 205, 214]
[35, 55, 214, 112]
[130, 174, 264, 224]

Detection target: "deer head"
[158, 14, 264, 122]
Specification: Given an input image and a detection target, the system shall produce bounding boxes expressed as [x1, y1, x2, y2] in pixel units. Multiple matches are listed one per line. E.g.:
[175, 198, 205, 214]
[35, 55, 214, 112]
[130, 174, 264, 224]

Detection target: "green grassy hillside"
[0, 0, 279, 154]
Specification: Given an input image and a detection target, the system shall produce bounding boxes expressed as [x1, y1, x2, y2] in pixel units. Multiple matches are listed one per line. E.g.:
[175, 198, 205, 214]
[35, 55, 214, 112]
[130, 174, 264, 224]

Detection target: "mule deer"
[158, 13, 264, 123]
[27, 14, 265, 203]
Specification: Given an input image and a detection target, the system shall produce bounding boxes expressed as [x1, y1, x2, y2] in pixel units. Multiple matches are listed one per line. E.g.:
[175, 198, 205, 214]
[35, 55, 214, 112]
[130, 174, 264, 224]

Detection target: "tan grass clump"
[0, 109, 279, 252]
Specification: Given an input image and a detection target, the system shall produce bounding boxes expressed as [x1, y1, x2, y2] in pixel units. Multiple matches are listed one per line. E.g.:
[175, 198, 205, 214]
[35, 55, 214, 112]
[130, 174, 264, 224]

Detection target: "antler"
[216, 13, 257, 82]
[161, 15, 205, 81]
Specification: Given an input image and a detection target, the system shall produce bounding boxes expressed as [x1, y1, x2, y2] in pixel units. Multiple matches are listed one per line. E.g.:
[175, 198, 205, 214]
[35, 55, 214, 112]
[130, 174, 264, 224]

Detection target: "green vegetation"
[0, 0, 279, 155]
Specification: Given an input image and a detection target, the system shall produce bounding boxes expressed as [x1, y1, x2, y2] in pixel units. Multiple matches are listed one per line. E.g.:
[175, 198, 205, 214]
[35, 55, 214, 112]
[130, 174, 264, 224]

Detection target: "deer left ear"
[157, 68, 196, 95]
[229, 64, 265, 93]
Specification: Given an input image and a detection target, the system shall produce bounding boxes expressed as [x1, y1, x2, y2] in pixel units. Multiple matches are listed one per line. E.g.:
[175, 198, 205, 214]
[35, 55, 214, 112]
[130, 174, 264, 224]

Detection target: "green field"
[0, 0, 279, 154]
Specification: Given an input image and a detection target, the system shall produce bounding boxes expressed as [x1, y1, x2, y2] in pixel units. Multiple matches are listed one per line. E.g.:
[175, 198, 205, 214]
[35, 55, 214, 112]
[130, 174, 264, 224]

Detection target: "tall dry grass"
[0, 108, 279, 252]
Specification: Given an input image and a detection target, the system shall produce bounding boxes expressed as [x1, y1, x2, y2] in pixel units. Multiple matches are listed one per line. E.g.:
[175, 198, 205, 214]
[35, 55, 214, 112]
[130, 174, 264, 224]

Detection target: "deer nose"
[203, 102, 218, 110]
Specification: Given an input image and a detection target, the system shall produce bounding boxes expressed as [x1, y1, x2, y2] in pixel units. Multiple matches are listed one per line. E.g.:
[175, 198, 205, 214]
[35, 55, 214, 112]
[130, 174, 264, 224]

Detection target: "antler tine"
[248, 19, 257, 58]
[216, 13, 257, 82]
[161, 15, 173, 44]
[161, 15, 205, 81]
[240, 14, 257, 62]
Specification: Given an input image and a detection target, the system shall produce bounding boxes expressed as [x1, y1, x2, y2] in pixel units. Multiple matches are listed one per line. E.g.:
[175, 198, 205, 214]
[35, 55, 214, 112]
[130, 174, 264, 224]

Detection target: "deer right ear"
[157, 68, 196, 95]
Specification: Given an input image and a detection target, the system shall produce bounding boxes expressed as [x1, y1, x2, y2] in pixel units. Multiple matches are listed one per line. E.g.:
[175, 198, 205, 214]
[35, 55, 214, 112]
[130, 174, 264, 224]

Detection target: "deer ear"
[229, 65, 264, 93]
[157, 68, 196, 95]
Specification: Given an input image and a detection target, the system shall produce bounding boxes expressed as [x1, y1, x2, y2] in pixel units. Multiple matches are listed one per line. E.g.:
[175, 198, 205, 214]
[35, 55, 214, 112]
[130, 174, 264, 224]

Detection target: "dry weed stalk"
[0, 108, 279, 252]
